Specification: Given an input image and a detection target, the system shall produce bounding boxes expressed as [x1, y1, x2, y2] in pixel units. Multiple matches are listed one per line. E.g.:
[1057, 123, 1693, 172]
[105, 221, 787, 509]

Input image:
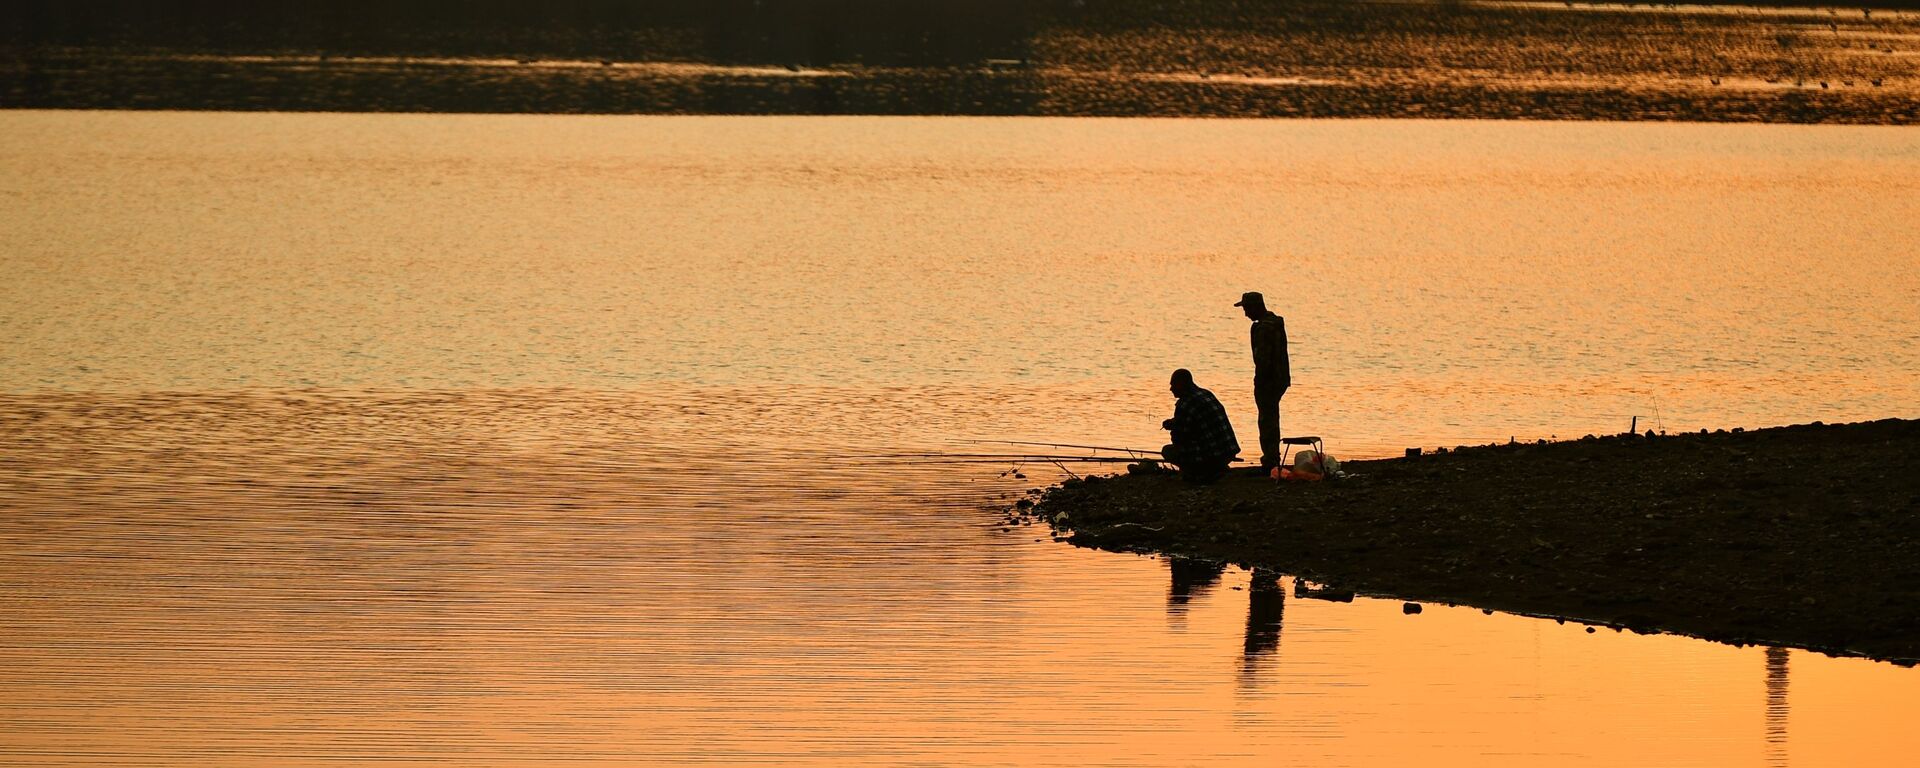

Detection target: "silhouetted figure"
[1241, 568, 1286, 683]
[1236, 291, 1290, 470]
[1160, 369, 1240, 483]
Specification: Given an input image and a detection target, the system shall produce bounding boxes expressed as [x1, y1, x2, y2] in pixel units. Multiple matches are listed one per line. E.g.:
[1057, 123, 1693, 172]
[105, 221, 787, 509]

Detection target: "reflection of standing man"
[1239, 568, 1286, 688]
[1236, 291, 1290, 470]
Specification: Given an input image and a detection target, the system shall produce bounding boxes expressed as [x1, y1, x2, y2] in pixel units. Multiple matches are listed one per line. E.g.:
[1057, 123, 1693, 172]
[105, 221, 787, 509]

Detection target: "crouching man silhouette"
[1160, 368, 1240, 483]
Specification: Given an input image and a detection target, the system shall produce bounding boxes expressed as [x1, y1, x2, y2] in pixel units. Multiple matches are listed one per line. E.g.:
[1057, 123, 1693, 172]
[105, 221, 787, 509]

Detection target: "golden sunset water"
[2, 111, 1918, 765]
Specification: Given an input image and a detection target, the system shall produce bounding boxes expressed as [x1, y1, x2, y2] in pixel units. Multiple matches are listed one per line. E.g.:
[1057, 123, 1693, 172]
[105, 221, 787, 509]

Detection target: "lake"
[1, 112, 1917, 765]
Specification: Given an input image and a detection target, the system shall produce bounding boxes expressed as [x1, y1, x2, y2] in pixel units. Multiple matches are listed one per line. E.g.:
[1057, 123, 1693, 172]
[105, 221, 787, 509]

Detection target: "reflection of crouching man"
[1160, 369, 1241, 483]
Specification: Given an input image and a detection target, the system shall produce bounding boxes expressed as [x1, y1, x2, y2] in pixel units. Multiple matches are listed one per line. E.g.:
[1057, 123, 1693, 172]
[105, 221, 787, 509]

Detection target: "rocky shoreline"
[6, 2, 1919, 122]
[1022, 419, 1920, 664]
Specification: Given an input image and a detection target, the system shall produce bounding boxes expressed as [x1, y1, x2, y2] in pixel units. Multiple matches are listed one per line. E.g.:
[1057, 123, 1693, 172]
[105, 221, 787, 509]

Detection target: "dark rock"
[1025, 418, 1920, 664]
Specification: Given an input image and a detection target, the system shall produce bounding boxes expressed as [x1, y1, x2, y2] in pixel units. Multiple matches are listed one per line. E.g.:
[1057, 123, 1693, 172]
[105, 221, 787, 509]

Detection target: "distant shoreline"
[1026, 419, 1920, 664]
[5, 2, 1917, 122]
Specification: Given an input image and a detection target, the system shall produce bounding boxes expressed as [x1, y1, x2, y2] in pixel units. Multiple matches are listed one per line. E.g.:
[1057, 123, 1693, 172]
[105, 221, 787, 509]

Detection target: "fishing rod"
[849, 455, 1146, 464]
[826, 451, 1114, 459]
[971, 440, 1162, 456]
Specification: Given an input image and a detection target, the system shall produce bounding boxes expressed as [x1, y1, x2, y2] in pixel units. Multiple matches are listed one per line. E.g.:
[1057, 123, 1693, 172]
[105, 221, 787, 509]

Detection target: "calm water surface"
[2, 112, 1918, 765]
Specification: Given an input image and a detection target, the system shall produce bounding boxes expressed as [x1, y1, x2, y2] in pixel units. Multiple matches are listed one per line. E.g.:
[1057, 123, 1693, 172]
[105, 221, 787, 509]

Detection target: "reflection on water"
[2, 113, 1919, 765]
[4, 389, 1917, 765]
[1766, 646, 1792, 768]
[1240, 570, 1287, 689]
[1167, 557, 1228, 632]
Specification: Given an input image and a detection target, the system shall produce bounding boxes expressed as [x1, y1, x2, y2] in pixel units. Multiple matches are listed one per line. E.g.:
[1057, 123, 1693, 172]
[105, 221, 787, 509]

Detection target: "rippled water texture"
[2, 113, 1918, 765]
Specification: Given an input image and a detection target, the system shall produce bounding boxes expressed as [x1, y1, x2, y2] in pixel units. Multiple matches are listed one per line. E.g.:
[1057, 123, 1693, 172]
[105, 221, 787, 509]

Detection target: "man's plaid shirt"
[1170, 386, 1241, 462]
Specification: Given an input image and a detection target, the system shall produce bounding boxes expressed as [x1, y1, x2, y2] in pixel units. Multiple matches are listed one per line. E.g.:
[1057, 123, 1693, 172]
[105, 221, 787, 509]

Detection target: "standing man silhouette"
[1236, 291, 1290, 471]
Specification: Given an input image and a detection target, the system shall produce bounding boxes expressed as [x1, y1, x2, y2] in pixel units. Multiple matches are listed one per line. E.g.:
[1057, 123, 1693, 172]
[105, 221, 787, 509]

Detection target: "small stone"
[1403, 602, 1422, 615]
[1586, 627, 1597, 633]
